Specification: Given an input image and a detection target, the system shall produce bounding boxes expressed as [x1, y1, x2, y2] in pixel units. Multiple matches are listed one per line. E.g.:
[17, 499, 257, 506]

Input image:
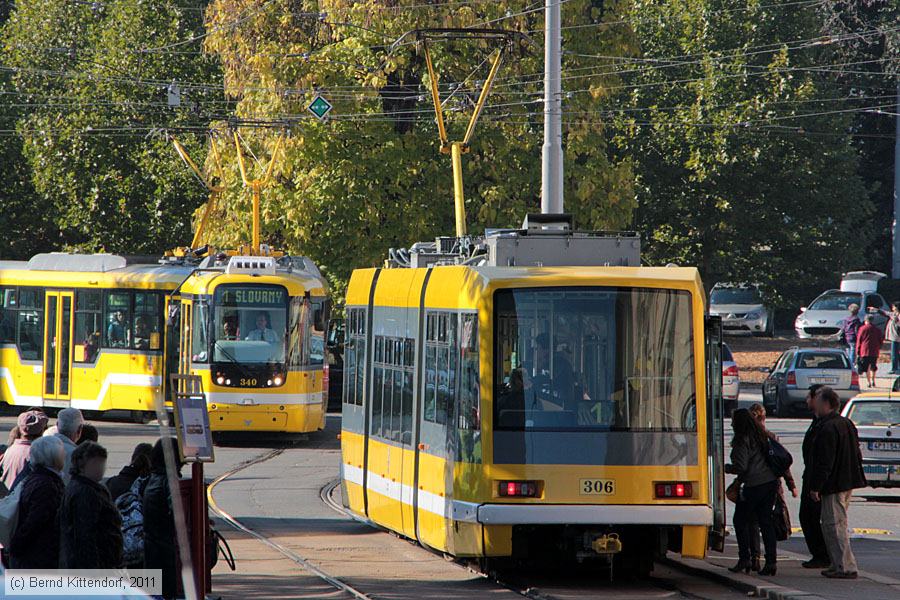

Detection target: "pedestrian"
[856, 314, 884, 388]
[839, 303, 862, 366]
[799, 384, 831, 569]
[52, 407, 84, 483]
[59, 441, 123, 569]
[7, 435, 65, 569]
[106, 442, 153, 502]
[78, 423, 99, 444]
[143, 437, 184, 599]
[725, 408, 779, 576]
[746, 403, 798, 571]
[0, 410, 48, 490]
[808, 387, 867, 579]
[873, 302, 900, 374]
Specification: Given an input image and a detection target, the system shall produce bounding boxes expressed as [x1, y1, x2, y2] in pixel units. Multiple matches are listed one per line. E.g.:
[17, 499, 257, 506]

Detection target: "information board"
[170, 374, 215, 462]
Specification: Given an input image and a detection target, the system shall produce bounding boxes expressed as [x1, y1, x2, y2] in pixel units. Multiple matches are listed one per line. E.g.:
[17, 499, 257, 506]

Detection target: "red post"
[191, 462, 206, 599]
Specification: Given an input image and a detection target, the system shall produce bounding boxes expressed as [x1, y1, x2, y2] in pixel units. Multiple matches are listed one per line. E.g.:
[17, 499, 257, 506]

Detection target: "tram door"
[42, 291, 74, 407]
[705, 315, 726, 552]
[162, 294, 181, 403]
[177, 300, 193, 392]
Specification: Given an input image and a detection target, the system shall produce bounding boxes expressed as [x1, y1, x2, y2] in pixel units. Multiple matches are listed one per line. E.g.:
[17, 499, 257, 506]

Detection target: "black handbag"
[772, 494, 792, 541]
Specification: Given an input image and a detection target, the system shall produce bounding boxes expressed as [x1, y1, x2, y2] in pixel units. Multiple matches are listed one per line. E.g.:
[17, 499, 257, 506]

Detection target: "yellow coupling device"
[591, 533, 623, 555]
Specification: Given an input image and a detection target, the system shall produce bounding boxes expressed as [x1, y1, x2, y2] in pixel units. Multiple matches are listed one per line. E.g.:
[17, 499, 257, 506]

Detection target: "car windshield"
[848, 401, 900, 427]
[494, 286, 696, 432]
[796, 352, 849, 370]
[212, 285, 287, 364]
[710, 287, 760, 305]
[808, 291, 861, 311]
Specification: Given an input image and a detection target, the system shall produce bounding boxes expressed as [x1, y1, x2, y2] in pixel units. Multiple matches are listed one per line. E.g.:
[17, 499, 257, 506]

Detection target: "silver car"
[709, 283, 774, 337]
[841, 395, 900, 488]
[762, 347, 859, 416]
[794, 290, 888, 339]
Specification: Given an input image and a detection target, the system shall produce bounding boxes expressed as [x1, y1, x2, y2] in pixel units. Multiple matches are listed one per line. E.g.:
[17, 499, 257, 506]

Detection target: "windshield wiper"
[213, 341, 257, 381]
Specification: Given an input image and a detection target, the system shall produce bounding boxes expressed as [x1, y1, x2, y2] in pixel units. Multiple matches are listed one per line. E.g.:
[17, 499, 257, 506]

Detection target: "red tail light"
[498, 480, 539, 497]
[723, 365, 739, 378]
[851, 370, 859, 387]
[786, 371, 796, 386]
[655, 482, 693, 498]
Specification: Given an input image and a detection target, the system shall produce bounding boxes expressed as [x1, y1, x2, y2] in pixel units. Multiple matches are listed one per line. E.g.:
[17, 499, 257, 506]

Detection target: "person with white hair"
[8, 435, 65, 568]
[53, 408, 84, 483]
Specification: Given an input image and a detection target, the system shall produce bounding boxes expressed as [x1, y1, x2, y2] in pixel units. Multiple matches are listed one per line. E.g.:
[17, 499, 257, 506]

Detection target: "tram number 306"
[580, 478, 616, 496]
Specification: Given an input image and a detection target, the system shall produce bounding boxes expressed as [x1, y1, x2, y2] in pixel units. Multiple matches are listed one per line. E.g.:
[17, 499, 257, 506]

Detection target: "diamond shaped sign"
[307, 95, 333, 120]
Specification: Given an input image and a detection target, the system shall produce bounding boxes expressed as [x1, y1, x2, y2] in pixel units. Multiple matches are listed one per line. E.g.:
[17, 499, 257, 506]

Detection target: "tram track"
[207, 450, 374, 600]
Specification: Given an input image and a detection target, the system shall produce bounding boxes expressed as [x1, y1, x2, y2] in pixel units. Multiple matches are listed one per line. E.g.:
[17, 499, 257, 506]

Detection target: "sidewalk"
[668, 537, 900, 600]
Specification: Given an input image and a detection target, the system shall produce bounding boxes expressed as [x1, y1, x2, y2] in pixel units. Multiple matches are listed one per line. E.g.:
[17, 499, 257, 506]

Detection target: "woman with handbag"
[725, 408, 779, 576]
[747, 404, 798, 569]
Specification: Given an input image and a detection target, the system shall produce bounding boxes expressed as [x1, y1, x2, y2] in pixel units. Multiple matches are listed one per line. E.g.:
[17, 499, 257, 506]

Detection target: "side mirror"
[800, 307, 807, 313]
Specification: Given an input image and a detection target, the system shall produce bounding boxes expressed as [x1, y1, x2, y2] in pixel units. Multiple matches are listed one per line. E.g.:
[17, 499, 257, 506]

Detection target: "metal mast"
[893, 80, 900, 278]
[541, 0, 564, 215]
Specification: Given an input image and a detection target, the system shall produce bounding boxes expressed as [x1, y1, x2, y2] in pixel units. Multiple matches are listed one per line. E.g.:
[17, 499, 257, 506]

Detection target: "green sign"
[307, 95, 333, 120]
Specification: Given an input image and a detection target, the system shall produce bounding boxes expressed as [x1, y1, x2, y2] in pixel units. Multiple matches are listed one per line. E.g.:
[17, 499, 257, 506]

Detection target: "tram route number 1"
[579, 478, 616, 496]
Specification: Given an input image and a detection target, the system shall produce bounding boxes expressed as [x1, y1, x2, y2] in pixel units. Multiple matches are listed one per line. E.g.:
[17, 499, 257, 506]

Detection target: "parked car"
[794, 288, 888, 339]
[709, 283, 774, 337]
[841, 394, 900, 488]
[723, 343, 740, 415]
[762, 347, 859, 416]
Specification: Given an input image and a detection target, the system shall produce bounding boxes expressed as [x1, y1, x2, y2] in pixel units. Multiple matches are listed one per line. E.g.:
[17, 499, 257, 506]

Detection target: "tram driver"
[245, 311, 279, 343]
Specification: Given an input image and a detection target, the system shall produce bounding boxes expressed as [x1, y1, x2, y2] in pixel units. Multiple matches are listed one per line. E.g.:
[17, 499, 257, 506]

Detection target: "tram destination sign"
[307, 95, 333, 120]
[219, 287, 286, 306]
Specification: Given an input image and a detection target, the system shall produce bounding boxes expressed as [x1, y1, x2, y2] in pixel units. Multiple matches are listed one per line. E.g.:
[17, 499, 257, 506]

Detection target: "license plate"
[810, 377, 837, 384]
[868, 441, 900, 452]
[580, 478, 616, 496]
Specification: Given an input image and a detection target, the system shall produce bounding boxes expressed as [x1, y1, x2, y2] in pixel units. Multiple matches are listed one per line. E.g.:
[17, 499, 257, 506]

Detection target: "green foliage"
[201, 0, 639, 292]
[616, 0, 880, 306]
[1, 0, 220, 255]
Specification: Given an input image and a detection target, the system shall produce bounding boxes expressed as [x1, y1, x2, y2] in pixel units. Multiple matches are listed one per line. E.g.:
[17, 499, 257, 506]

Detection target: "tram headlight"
[216, 376, 225, 385]
[273, 375, 283, 386]
[225, 379, 232, 386]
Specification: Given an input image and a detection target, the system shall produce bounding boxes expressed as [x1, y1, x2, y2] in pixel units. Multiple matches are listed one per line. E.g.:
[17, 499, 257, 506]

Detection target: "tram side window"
[192, 302, 209, 363]
[343, 308, 366, 406]
[133, 292, 162, 350]
[104, 292, 132, 348]
[458, 314, 480, 431]
[75, 290, 102, 363]
[370, 335, 414, 444]
[424, 312, 456, 425]
[308, 299, 328, 367]
[16, 288, 44, 361]
[0, 287, 16, 343]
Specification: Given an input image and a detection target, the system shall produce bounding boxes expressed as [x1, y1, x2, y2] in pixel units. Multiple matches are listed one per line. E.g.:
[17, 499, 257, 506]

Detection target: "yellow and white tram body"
[0, 253, 330, 434]
[340, 224, 726, 566]
[0, 253, 186, 417]
[175, 255, 330, 433]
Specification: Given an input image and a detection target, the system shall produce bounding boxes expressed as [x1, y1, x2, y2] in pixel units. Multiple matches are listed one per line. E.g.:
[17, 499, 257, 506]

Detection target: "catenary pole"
[893, 80, 900, 278]
[541, 0, 564, 215]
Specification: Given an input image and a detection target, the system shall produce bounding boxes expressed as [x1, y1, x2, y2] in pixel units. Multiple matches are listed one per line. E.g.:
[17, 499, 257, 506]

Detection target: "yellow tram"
[340, 217, 727, 569]
[0, 252, 330, 433]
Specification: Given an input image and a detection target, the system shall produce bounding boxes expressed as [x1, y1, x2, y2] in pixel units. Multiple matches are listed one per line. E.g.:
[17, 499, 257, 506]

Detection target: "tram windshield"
[212, 285, 287, 364]
[494, 287, 696, 432]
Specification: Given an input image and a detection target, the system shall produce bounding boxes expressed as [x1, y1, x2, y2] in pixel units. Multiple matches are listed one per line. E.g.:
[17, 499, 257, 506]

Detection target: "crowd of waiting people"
[0, 407, 182, 599]
[726, 386, 866, 579]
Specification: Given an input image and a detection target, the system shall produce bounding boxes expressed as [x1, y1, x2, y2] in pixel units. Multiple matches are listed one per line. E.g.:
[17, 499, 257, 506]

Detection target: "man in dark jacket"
[106, 442, 152, 501]
[59, 441, 123, 569]
[799, 384, 829, 568]
[8, 436, 65, 569]
[808, 387, 867, 579]
[144, 438, 183, 599]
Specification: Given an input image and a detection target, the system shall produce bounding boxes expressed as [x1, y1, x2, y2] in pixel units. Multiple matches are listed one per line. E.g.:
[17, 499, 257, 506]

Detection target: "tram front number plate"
[580, 478, 616, 496]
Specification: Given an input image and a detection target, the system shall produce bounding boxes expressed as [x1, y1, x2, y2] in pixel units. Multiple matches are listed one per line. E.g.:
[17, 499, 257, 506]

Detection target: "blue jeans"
[847, 344, 856, 368]
[891, 341, 900, 373]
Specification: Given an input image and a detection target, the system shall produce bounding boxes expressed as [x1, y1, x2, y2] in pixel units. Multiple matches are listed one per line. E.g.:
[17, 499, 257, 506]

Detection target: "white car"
[795, 271, 889, 339]
[709, 283, 774, 337]
[841, 394, 900, 488]
[723, 343, 739, 415]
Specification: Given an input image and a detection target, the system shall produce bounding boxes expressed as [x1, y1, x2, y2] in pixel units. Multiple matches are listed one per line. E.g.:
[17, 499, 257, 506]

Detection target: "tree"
[616, 0, 875, 307]
[202, 0, 639, 293]
[2, 0, 222, 255]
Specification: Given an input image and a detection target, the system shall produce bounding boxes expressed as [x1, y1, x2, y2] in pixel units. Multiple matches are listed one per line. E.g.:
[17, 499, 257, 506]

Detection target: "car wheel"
[773, 390, 784, 417]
